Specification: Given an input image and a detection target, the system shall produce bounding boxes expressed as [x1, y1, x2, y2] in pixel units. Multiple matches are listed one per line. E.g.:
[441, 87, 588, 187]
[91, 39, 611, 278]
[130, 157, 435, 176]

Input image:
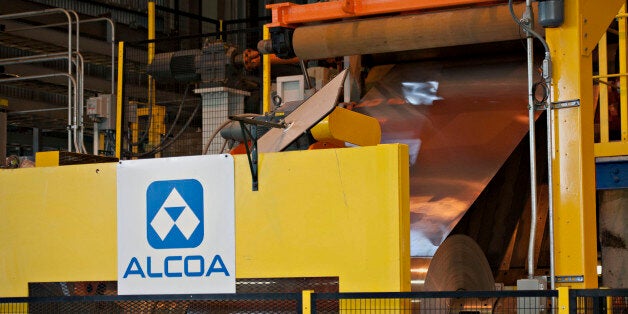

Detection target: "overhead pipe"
[509, 0, 556, 289]
[68, 10, 87, 154]
[10, 108, 67, 114]
[74, 52, 88, 154]
[69, 10, 81, 153]
[524, 0, 539, 281]
[0, 52, 68, 66]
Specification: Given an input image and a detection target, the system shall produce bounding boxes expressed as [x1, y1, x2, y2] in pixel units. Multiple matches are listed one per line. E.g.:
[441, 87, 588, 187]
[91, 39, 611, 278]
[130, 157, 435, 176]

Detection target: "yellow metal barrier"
[0, 144, 410, 297]
[130, 104, 166, 154]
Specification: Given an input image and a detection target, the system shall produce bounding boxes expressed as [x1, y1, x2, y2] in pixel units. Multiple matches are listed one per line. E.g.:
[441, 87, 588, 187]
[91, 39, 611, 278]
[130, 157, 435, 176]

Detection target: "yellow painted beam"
[0, 144, 410, 296]
[598, 33, 609, 144]
[557, 287, 570, 314]
[311, 107, 381, 146]
[263, 26, 271, 113]
[595, 141, 628, 158]
[302, 290, 312, 314]
[35, 151, 60, 167]
[619, 5, 628, 142]
[580, 1, 625, 56]
[147, 2, 155, 64]
[137, 106, 166, 152]
[545, 0, 623, 288]
[115, 41, 124, 159]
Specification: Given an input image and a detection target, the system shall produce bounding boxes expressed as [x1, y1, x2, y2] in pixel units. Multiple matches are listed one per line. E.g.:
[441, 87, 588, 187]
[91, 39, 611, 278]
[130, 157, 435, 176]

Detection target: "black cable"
[128, 83, 155, 147]
[128, 84, 190, 157]
[532, 81, 549, 106]
[138, 97, 202, 158]
[160, 84, 190, 143]
[509, 0, 552, 105]
[508, 0, 550, 54]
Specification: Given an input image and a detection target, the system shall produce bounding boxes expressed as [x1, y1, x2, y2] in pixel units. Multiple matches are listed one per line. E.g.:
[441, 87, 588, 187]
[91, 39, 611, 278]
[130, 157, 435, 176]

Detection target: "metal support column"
[32, 128, 40, 155]
[544, 0, 623, 288]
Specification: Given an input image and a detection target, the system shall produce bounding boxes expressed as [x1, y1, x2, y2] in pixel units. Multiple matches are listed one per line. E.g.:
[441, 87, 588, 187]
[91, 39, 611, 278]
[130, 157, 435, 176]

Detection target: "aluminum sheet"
[355, 55, 532, 256]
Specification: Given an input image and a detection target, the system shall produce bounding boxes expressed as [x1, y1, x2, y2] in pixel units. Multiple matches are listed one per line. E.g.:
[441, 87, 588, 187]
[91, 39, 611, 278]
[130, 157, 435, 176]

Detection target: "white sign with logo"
[117, 154, 235, 295]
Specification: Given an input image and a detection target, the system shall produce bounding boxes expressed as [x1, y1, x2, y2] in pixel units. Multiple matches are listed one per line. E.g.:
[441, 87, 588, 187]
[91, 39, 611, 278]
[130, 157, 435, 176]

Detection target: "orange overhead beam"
[267, 0, 502, 27]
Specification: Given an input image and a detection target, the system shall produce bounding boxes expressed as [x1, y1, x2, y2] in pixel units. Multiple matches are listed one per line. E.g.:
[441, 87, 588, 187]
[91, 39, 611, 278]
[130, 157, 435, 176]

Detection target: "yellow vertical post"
[545, 0, 622, 288]
[599, 33, 609, 144]
[619, 5, 628, 142]
[219, 19, 223, 40]
[99, 133, 105, 152]
[557, 287, 570, 314]
[263, 26, 271, 113]
[131, 121, 138, 154]
[115, 41, 124, 159]
[302, 290, 313, 314]
[147, 1, 161, 157]
[148, 1, 155, 63]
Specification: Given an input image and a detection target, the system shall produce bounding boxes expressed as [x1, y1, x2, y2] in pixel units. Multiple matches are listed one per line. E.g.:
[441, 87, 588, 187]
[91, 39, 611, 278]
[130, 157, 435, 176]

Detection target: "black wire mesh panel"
[29, 278, 338, 297]
[570, 289, 628, 314]
[19, 277, 338, 313]
[312, 290, 558, 313]
[1, 294, 301, 313]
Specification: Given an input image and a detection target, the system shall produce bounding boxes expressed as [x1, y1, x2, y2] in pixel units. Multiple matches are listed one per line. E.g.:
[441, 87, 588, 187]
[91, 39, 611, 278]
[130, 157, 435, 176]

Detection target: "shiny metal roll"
[292, 3, 540, 60]
[422, 234, 496, 313]
[424, 234, 495, 291]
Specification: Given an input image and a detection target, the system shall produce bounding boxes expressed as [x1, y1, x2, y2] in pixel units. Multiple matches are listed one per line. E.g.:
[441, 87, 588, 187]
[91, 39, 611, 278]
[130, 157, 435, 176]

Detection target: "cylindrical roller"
[422, 235, 496, 312]
[293, 2, 539, 60]
[424, 234, 495, 291]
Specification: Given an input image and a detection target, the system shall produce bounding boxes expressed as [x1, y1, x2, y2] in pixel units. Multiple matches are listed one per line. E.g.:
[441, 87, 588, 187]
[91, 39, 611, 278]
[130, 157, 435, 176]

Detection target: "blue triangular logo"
[165, 206, 186, 220]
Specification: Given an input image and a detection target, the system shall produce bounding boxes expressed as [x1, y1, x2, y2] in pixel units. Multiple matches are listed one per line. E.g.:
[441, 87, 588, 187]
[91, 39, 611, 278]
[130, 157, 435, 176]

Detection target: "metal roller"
[422, 235, 496, 312]
[423, 234, 495, 291]
[292, 2, 538, 60]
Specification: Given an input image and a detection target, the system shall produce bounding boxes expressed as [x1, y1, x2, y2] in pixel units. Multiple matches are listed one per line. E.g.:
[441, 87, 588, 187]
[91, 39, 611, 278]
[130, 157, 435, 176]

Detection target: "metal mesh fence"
[0, 293, 302, 313]
[27, 278, 339, 298]
[312, 290, 558, 313]
[120, 28, 262, 159]
[3, 277, 339, 313]
[570, 289, 628, 314]
[10, 288, 628, 313]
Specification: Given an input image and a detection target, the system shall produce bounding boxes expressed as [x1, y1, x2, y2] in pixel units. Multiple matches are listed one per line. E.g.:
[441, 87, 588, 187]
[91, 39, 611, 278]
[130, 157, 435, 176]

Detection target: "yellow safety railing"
[594, 5, 628, 157]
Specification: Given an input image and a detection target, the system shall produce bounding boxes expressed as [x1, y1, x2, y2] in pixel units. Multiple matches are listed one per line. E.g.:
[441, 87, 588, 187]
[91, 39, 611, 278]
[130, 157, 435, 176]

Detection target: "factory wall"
[0, 144, 410, 296]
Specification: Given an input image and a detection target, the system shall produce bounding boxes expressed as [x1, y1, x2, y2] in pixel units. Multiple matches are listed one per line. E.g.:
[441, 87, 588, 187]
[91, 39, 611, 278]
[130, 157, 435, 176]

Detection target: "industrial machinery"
[147, 40, 246, 88]
[145, 38, 381, 156]
[256, 0, 542, 293]
[256, 0, 625, 296]
[1, 1, 628, 312]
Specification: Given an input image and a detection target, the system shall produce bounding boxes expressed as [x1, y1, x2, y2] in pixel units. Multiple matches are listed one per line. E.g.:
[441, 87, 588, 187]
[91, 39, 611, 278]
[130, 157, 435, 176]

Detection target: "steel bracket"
[229, 115, 286, 191]
[555, 275, 584, 283]
[536, 99, 580, 110]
